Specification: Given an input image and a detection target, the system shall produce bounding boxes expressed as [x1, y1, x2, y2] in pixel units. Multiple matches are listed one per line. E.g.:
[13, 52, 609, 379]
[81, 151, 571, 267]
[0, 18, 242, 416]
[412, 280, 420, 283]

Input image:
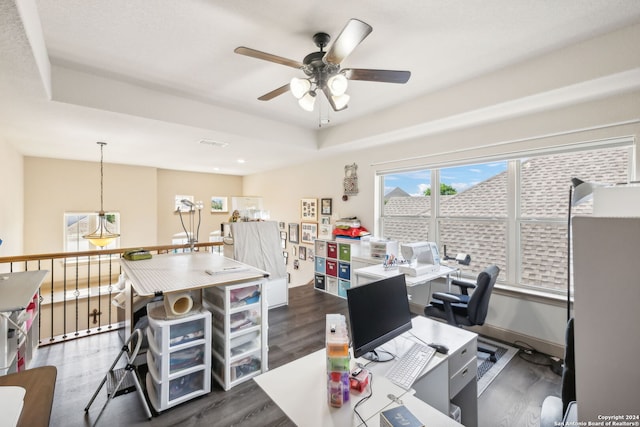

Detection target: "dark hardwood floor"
[33, 284, 560, 427]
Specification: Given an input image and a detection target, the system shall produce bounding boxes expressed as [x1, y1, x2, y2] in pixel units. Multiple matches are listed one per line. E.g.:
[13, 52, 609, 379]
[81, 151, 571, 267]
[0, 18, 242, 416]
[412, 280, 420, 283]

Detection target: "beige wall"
[0, 137, 24, 258]
[156, 169, 242, 244]
[18, 158, 243, 256]
[23, 157, 158, 254]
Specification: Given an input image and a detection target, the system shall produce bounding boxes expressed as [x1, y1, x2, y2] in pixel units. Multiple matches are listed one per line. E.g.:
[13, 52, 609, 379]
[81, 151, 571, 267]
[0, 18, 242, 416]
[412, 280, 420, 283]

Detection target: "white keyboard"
[385, 342, 436, 390]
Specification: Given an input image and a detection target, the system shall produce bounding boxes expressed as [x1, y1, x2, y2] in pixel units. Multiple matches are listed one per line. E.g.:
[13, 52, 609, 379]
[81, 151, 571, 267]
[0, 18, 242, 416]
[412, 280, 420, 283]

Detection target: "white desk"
[254, 317, 477, 427]
[353, 264, 457, 290]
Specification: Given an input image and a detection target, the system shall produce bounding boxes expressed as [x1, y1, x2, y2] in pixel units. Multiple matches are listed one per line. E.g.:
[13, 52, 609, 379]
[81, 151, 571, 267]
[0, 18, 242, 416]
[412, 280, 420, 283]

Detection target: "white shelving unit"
[203, 278, 268, 391]
[144, 302, 211, 412]
[313, 239, 378, 298]
[1, 271, 47, 376]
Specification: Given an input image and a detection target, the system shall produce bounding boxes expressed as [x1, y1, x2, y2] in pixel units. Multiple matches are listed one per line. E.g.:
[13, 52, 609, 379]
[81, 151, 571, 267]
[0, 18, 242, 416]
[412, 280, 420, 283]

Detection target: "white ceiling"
[1, 0, 640, 175]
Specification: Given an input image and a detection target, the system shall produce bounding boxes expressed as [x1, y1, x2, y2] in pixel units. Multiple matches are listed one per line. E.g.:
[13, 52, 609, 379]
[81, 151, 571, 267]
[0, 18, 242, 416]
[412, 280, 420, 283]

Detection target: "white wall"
[0, 137, 24, 259]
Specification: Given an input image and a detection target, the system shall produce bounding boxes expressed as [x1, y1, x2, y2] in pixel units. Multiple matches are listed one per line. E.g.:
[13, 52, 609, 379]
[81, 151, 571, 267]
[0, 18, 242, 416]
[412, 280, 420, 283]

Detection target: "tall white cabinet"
[572, 216, 640, 423]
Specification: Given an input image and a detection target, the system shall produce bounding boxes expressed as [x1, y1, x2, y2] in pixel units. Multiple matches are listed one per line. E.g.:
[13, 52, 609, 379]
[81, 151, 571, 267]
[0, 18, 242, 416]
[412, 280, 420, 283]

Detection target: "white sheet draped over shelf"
[229, 222, 286, 280]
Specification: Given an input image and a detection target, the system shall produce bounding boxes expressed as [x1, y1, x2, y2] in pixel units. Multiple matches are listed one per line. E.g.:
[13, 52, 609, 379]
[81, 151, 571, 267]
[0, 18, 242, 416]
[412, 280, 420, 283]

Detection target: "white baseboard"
[409, 302, 564, 359]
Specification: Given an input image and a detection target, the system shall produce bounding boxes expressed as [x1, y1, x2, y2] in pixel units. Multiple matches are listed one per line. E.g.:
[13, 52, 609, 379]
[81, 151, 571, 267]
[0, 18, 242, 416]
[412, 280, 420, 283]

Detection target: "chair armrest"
[451, 279, 476, 296]
[432, 292, 462, 304]
[431, 292, 461, 326]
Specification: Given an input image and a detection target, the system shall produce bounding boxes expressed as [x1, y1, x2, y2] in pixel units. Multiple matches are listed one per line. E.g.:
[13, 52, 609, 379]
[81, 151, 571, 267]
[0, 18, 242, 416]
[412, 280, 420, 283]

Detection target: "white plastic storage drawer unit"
[144, 301, 211, 412]
[203, 278, 268, 391]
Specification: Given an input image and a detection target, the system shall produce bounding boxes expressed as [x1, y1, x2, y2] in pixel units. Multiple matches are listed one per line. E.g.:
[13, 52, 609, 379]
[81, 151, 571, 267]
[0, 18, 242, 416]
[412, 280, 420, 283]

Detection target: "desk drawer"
[449, 356, 477, 399]
[448, 336, 476, 377]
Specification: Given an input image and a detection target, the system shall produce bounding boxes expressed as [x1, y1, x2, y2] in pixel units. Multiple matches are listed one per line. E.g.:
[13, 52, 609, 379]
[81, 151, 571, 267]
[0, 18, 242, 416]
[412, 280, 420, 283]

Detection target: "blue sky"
[384, 162, 507, 196]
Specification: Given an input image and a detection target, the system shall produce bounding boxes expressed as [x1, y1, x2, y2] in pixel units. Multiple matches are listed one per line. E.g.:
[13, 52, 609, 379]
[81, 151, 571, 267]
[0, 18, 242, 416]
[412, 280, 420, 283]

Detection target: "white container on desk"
[144, 302, 211, 412]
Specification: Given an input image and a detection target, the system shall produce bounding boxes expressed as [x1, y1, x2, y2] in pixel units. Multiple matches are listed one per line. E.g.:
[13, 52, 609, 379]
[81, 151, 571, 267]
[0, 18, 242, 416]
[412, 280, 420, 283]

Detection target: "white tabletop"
[354, 264, 457, 287]
[0, 386, 25, 427]
[0, 270, 48, 312]
[120, 252, 267, 296]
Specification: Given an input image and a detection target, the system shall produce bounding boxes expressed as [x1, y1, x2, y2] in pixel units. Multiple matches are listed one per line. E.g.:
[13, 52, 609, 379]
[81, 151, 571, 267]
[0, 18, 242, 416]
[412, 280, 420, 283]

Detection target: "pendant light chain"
[98, 141, 106, 213]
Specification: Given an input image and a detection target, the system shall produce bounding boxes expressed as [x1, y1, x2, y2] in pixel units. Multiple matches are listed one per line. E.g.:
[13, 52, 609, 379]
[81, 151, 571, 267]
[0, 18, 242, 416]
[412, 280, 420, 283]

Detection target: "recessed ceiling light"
[199, 139, 228, 148]
[237, 159, 246, 164]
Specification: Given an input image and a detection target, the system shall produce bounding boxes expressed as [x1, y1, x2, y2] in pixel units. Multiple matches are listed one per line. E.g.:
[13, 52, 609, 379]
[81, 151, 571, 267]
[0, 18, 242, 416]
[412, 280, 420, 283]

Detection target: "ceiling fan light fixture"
[327, 73, 348, 96]
[298, 91, 317, 111]
[331, 93, 350, 110]
[290, 77, 311, 99]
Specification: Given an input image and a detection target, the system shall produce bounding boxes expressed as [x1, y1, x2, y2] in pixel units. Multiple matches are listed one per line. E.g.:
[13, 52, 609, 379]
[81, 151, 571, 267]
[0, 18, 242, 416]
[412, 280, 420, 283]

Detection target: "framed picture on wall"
[210, 196, 228, 213]
[288, 223, 299, 244]
[321, 198, 332, 215]
[319, 223, 334, 240]
[301, 222, 318, 244]
[301, 198, 317, 221]
[299, 245, 307, 260]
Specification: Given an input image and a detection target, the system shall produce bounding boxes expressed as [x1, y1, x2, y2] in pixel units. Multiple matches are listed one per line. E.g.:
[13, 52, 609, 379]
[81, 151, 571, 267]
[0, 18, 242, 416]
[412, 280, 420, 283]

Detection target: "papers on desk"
[0, 386, 25, 427]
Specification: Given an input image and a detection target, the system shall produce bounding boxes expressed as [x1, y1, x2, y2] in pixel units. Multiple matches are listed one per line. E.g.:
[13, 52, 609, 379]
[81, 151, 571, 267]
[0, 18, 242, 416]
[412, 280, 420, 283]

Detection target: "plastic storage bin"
[144, 302, 211, 411]
[203, 279, 268, 391]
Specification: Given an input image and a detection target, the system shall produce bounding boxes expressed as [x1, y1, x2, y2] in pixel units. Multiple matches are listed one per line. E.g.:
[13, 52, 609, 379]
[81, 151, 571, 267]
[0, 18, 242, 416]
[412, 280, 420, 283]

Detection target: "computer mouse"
[428, 343, 449, 354]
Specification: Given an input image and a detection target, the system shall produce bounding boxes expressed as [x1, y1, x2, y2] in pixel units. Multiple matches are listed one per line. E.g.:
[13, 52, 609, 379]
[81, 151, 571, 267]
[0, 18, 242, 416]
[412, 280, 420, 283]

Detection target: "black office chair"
[424, 265, 500, 361]
[540, 317, 576, 427]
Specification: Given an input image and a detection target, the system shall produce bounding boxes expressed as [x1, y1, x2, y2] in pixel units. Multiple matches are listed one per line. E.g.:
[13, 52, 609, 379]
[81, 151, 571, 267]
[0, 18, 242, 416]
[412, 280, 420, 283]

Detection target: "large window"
[518, 146, 631, 292]
[64, 212, 120, 252]
[379, 142, 633, 293]
[381, 169, 432, 243]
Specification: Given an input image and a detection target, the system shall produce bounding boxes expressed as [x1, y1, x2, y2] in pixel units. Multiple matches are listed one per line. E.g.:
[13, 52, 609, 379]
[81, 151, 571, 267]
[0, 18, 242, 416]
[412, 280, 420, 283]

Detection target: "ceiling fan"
[234, 18, 411, 112]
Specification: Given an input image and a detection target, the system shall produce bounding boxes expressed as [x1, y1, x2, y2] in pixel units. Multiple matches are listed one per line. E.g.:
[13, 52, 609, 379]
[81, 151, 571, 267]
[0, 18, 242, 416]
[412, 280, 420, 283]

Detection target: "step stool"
[84, 329, 152, 426]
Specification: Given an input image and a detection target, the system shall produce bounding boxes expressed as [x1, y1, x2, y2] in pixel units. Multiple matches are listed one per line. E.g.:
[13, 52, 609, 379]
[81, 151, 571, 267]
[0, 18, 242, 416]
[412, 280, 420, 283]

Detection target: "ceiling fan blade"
[235, 47, 303, 69]
[343, 68, 411, 84]
[325, 19, 372, 65]
[322, 87, 348, 112]
[258, 84, 290, 101]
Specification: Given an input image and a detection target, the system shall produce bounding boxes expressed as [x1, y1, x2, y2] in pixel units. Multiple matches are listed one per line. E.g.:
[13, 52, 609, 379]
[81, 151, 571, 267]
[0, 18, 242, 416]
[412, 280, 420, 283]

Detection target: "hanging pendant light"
[83, 142, 120, 247]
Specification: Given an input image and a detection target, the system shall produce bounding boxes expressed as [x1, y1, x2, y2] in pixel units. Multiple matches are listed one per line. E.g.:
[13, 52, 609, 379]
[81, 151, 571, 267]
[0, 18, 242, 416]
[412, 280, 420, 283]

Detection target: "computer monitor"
[346, 274, 413, 362]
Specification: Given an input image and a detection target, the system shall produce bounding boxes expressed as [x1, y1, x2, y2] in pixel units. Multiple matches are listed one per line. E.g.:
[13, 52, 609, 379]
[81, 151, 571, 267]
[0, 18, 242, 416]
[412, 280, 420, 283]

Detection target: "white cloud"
[451, 182, 474, 191]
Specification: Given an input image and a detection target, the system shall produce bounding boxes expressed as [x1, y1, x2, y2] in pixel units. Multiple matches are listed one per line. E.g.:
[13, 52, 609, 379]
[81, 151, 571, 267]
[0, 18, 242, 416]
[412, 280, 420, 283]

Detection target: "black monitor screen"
[346, 274, 412, 361]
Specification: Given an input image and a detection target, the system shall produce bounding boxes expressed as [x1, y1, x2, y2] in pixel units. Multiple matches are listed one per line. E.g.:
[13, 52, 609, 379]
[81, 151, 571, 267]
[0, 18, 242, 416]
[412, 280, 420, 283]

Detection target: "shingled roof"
[382, 146, 630, 289]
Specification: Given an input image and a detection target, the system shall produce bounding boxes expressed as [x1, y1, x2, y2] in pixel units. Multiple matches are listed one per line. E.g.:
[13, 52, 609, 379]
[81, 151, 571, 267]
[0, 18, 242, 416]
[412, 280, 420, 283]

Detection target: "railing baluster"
[74, 255, 79, 337]
[85, 259, 91, 334]
[107, 254, 113, 329]
[47, 259, 54, 343]
[62, 258, 67, 340]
